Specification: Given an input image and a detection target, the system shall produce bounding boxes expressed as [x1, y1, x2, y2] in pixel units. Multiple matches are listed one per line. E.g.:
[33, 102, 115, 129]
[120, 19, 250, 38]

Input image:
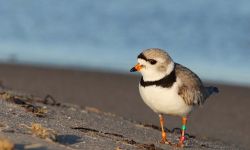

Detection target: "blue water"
[0, 1, 249, 86]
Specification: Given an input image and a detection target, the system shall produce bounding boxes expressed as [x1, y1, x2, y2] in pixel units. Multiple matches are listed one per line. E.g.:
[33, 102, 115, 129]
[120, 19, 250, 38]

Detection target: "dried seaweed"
[0, 138, 14, 150]
[20, 123, 57, 141]
[0, 92, 47, 117]
[71, 127, 162, 150]
[85, 106, 116, 116]
[0, 91, 63, 117]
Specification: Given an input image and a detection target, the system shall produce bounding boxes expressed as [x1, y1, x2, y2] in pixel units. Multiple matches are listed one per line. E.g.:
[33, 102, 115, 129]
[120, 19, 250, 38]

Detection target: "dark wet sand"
[0, 63, 249, 149]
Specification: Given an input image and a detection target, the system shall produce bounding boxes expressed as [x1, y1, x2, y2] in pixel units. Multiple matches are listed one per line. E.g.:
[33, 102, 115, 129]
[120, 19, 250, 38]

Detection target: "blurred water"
[0, 0, 249, 85]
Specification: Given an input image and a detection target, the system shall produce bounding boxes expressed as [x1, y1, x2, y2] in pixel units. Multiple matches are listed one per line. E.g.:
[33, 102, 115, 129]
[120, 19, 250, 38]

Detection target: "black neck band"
[140, 70, 176, 88]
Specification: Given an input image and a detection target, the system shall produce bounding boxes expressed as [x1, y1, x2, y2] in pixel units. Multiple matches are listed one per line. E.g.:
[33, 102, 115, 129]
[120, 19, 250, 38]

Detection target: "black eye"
[148, 59, 157, 65]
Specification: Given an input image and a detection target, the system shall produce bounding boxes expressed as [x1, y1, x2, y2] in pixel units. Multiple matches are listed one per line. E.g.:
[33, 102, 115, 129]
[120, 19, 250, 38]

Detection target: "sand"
[0, 63, 249, 149]
[0, 89, 239, 149]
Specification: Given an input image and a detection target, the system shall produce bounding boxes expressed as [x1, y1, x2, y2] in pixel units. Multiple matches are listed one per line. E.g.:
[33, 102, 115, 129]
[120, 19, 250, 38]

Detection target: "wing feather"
[175, 63, 207, 105]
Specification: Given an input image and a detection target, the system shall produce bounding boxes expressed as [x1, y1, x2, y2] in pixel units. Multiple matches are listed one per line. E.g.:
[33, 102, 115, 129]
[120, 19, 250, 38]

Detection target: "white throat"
[165, 61, 175, 75]
[141, 62, 175, 82]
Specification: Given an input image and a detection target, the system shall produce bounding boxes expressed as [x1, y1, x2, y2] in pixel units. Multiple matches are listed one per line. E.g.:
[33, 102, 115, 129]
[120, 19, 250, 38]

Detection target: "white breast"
[139, 78, 192, 117]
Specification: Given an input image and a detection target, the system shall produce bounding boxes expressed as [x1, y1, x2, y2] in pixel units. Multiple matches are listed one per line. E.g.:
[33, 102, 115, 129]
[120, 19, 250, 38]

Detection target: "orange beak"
[130, 63, 142, 72]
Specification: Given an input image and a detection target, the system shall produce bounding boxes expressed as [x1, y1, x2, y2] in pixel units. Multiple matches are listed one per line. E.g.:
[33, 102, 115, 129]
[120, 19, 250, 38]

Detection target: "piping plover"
[130, 48, 219, 147]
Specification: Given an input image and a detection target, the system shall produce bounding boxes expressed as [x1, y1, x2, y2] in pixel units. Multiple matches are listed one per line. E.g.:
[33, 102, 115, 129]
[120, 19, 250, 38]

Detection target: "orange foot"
[176, 142, 184, 148]
[171, 141, 184, 148]
[160, 132, 172, 145]
[171, 136, 185, 148]
[160, 139, 172, 145]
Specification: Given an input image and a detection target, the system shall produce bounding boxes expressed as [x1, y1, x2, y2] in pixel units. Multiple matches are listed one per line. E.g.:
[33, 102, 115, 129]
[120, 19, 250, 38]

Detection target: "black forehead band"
[137, 53, 147, 61]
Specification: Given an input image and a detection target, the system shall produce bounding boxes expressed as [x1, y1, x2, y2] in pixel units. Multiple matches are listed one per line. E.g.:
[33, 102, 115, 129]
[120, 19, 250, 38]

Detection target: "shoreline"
[1, 62, 248, 88]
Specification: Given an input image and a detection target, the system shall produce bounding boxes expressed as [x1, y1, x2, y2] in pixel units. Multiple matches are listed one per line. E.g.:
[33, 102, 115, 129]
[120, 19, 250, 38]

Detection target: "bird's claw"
[160, 139, 185, 148]
[170, 142, 184, 148]
[160, 139, 172, 145]
[176, 142, 184, 148]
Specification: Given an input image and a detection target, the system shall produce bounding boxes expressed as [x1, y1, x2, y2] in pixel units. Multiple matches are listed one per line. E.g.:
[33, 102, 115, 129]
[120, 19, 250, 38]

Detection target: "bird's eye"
[148, 59, 157, 65]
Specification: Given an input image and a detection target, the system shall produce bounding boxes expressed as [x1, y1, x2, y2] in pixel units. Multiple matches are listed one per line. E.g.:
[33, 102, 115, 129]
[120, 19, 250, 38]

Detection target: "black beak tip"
[130, 67, 136, 72]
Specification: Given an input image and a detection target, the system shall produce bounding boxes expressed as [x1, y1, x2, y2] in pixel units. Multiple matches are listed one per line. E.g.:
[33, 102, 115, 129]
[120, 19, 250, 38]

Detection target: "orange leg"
[159, 114, 171, 145]
[177, 117, 187, 147]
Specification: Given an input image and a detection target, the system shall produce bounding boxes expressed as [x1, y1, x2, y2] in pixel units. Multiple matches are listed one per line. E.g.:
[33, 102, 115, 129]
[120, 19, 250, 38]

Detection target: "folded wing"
[175, 63, 218, 106]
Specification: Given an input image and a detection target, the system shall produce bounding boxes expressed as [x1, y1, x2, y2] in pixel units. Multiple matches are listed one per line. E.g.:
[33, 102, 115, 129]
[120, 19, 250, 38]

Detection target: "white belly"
[139, 79, 192, 116]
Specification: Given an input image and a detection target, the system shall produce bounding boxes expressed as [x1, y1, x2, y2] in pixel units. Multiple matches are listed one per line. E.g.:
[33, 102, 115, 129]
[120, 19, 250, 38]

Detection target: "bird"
[130, 48, 219, 147]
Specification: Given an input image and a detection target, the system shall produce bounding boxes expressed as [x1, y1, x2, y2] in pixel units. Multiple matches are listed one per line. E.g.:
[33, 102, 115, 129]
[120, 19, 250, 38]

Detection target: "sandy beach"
[0, 63, 249, 149]
[0, 88, 238, 149]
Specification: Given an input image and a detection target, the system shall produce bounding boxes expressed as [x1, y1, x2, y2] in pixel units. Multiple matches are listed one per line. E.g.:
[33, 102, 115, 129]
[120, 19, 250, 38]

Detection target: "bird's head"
[130, 48, 174, 81]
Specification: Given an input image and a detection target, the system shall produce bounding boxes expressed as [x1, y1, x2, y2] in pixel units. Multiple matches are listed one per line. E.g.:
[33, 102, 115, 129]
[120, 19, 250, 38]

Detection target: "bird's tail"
[205, 86, 219, 98]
